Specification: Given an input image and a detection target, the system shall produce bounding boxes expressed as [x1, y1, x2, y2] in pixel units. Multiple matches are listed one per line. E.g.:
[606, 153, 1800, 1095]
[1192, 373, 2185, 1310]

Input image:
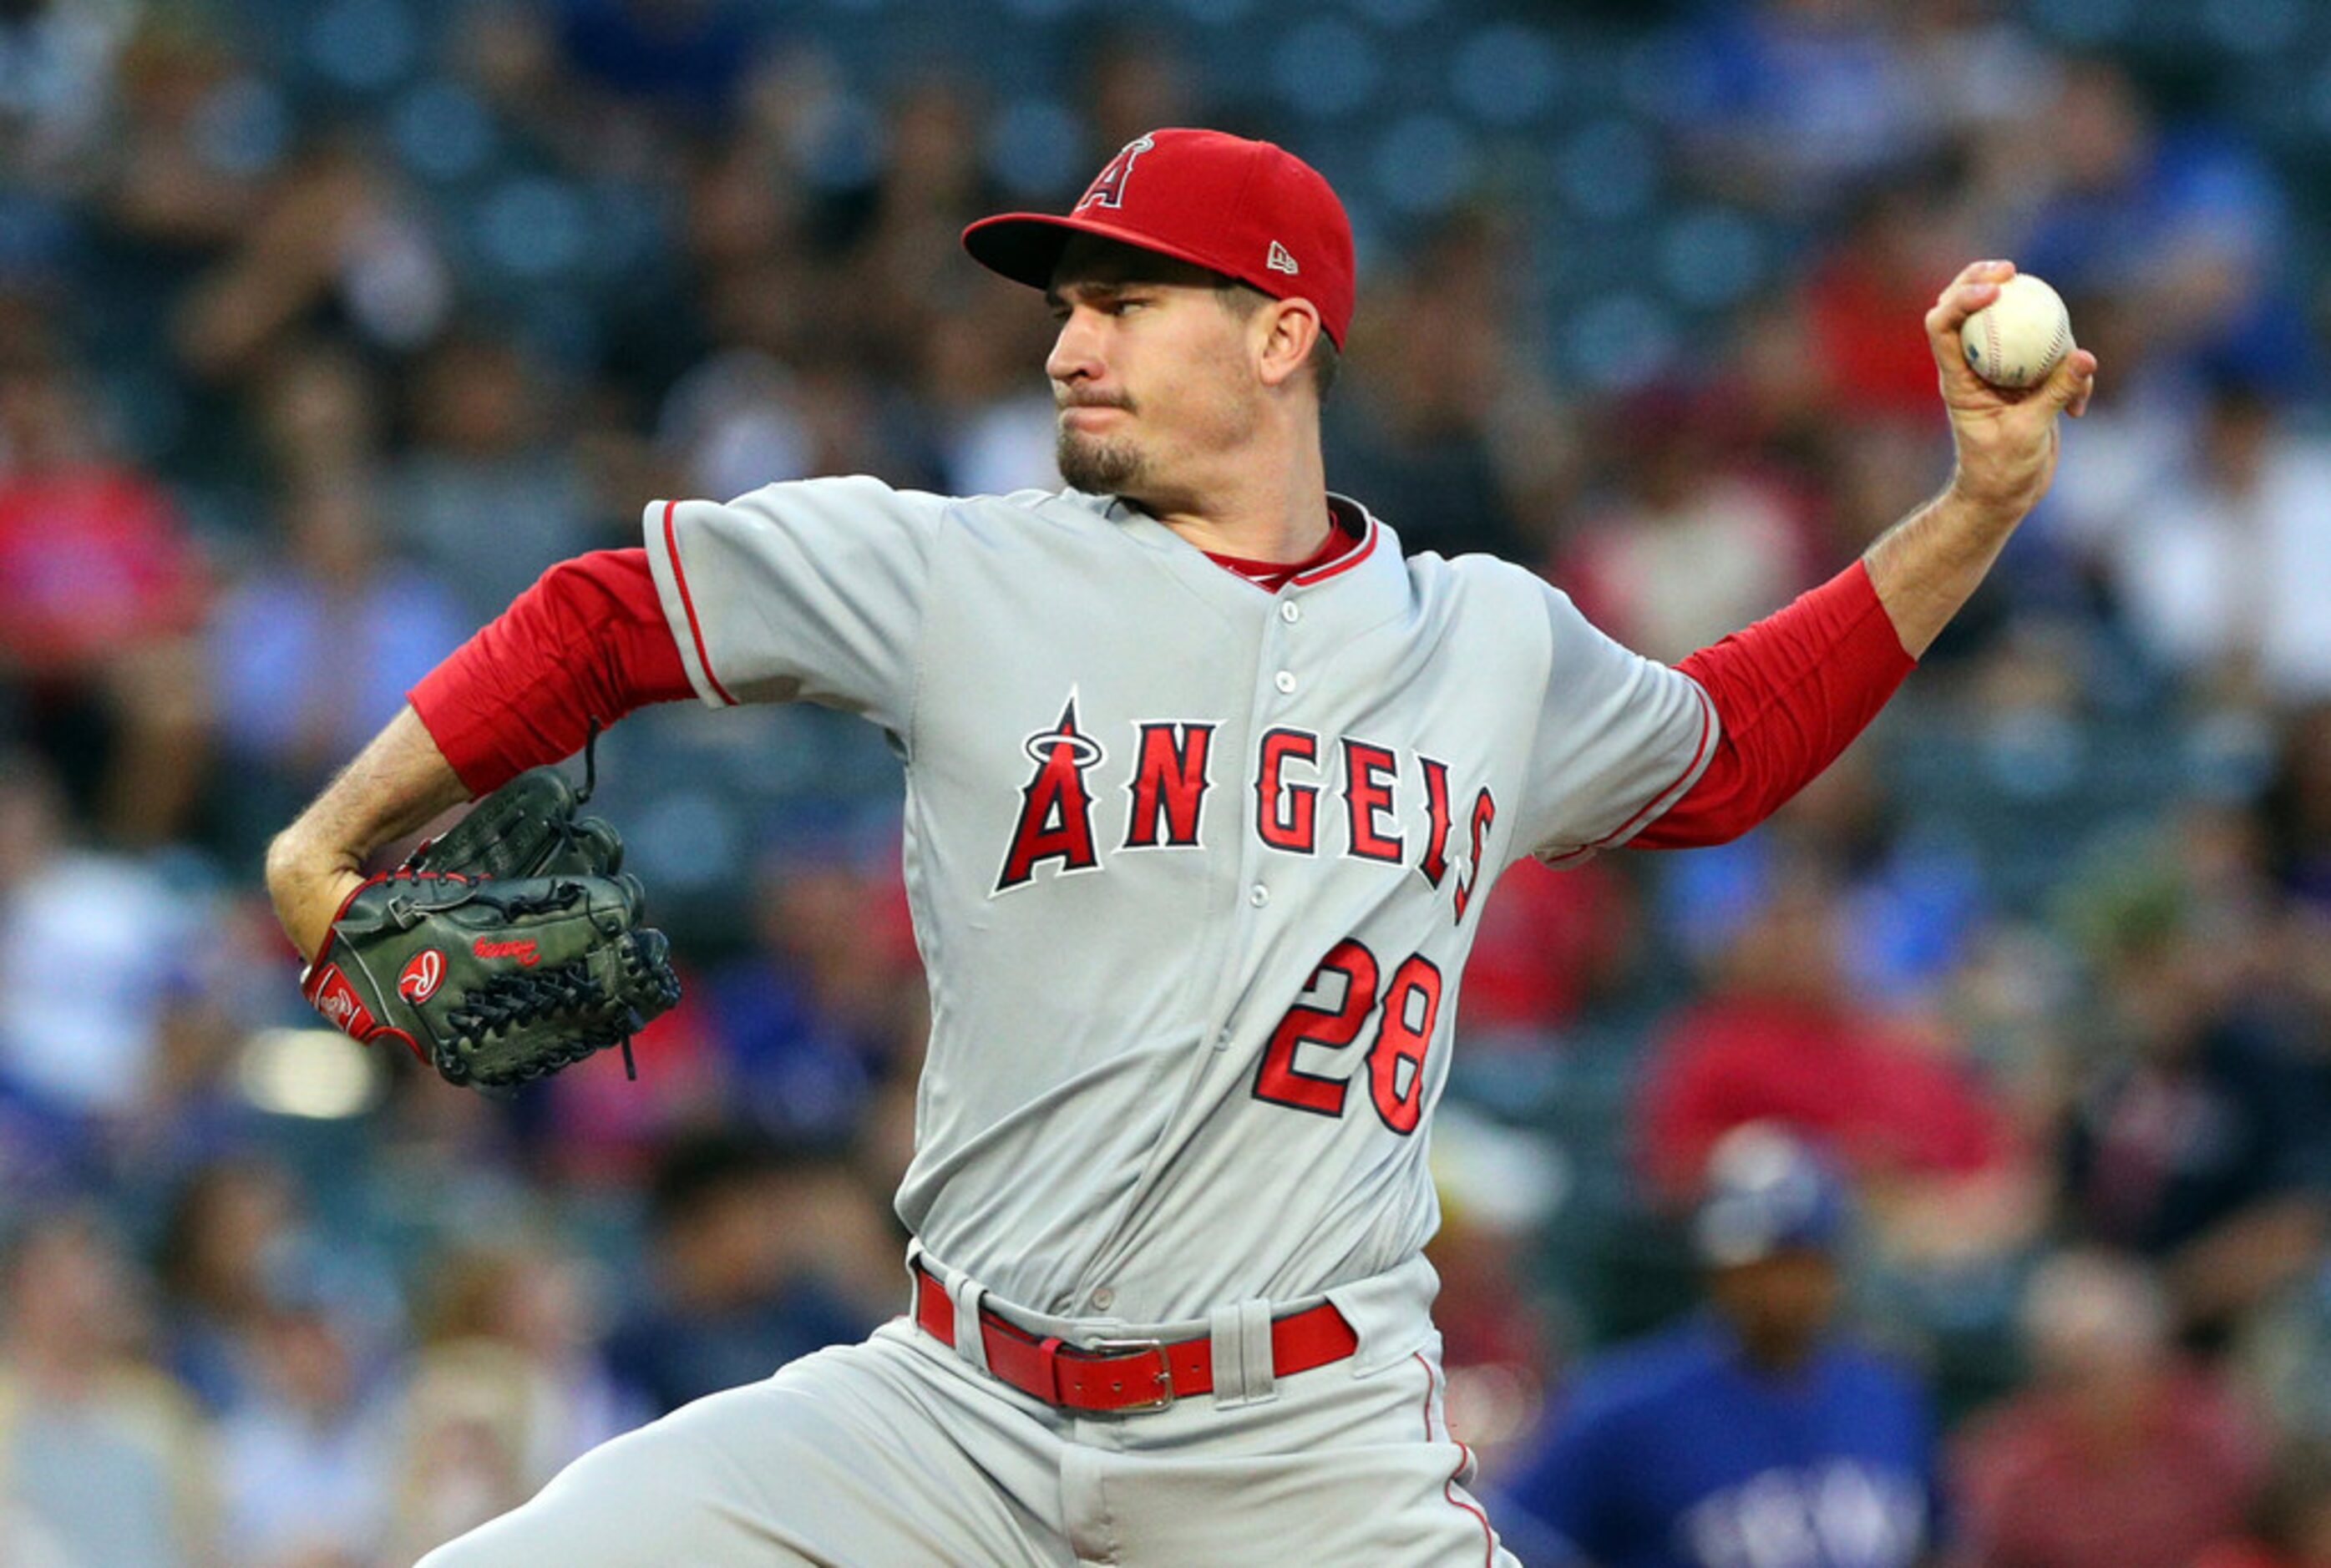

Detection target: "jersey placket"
[1175, 505, 1396, 1067]
[1198, 588, 1310, 1054]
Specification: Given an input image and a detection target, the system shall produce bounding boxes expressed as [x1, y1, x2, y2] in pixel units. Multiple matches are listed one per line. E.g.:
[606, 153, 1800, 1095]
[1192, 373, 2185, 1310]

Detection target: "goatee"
[1057, 429, 1146, 496]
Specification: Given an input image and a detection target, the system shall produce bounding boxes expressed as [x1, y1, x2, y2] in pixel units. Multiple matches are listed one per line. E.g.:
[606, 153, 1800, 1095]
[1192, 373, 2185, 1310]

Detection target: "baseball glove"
[301, 766, 681, 1090]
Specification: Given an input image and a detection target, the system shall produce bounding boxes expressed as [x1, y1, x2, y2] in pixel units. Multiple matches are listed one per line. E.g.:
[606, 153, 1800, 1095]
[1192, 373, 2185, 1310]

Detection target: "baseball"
[1960, 272, 2073, 390]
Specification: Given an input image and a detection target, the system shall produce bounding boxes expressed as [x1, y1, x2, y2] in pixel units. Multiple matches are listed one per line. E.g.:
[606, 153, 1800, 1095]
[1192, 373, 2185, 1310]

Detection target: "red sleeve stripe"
[662, 498, 737, 707]
[1579, 677, 1718, 853]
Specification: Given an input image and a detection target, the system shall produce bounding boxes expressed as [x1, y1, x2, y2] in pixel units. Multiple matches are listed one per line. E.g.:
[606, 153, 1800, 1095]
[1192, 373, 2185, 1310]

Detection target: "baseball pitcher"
[266, 129, 2095, 1565]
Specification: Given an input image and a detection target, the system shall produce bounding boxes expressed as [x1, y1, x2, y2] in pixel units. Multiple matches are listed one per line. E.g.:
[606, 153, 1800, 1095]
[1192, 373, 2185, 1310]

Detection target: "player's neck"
[1147, 435, 1332, 564]
[1732, 1323, 1822, 1378]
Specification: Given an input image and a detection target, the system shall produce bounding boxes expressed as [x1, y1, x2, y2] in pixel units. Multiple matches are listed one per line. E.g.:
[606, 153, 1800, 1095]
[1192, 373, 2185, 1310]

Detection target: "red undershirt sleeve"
[407, 548, 694, 797]
[1633, 559, 1915, 849]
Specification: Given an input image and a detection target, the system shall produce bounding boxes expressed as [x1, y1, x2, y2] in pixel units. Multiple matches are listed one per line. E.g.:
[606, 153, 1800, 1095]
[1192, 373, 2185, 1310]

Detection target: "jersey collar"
[1089, 489, 1408, 635]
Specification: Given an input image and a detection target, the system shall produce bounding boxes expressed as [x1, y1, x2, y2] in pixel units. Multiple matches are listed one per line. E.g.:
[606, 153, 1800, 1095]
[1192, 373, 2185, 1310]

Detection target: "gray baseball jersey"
[642, 478, 1715, 1323]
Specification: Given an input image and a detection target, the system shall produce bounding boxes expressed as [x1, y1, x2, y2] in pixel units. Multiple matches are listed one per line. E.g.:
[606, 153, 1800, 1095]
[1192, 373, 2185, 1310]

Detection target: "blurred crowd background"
[4, 0, 2331, 1562]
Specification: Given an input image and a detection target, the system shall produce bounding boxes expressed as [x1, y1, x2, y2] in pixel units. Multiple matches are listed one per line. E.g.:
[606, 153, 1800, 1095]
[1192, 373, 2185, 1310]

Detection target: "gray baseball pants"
[416, 1255, 1520, 1566]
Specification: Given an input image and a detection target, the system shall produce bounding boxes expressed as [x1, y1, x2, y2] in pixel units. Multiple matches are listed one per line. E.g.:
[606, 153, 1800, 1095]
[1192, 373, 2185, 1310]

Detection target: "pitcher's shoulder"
[943, 486, 1129, 539]
[1400, 543, 1560, 616]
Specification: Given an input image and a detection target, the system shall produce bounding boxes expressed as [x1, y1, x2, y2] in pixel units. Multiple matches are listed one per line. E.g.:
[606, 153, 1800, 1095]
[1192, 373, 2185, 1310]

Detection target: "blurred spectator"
[1078, 28, 1194, 161]
[418, 1242, 640, 1475]
[0, 751, 210, 1122]
[2055, 833, 2331, 1340]
[0, 329, 210, 842]
[1666, 0, 1934, 214]
[1657, 747, 1992, 1011]
[386, 1242, 641, 1559]
[1634, 858, 2031, 1268]
[2233, 1233, 2331, 1452]
[99, 18, 278, 250]
[2075, 380, 2331, 708]
[0, 0, 138, 189]
[602, 1130, 889, 1416]
[0, 1210, 219, 1566]
[386, 1342, 543, 1562]
[1558, 385, 1817, 663]
[213, 1270, 393, 1568]
[250, 337, 387, 498]
[1426, 1105, 1565, 1464]
[656, 346, 817, 503]
[915, 304, 1058, 498]
[1325, 213, 1542, 563]
[1898, 0, 2062, 171]
[702, 847, 925, 1146]
[531, 984, 726, 1189]
[172, 141, 450, 383]
[2010, 60, 2307, 396]
[1952, 1248, 2267, 1568]
[2259, 719, 2331, 1163]
[1459, 854, 1638, 1046]
[669, 134, 810, 367]
[554, 0, 775, 130]
[2193, 1443, 2331, 1568]
[388, 331, 596, 621]
[155, 1156, 302, 1416]
[1497, 1125, 1942, 1568]
[2263, 705, 2331, 913]
[209, 478, 469, 850]
[848, 78, 1006, 363]
[1797, 177, 1971, 430]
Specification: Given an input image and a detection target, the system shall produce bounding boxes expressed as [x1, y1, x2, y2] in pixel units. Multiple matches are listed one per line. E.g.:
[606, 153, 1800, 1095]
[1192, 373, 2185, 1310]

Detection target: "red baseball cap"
[962, 129, 1356, 349]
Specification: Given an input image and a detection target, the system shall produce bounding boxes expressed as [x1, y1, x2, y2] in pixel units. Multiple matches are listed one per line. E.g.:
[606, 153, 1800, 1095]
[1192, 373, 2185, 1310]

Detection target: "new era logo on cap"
[960, 129, 1356, 348]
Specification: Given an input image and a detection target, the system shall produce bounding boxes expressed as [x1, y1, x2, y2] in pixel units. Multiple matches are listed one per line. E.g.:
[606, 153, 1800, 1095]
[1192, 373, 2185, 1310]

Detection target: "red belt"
[911, 1262, 1358, 1414]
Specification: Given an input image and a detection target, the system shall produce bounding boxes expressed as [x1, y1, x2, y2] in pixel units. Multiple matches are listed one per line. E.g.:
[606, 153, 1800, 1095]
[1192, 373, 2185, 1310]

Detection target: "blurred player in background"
[1497, 1125, 1943, 1568]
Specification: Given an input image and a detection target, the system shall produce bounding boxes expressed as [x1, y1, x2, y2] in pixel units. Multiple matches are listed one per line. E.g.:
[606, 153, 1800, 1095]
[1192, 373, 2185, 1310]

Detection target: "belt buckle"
[1070, 1335, 1175, 1412]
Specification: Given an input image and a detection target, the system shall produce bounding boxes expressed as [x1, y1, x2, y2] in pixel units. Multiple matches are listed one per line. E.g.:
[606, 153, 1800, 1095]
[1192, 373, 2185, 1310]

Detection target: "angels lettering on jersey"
[993, 690, 1497, 925]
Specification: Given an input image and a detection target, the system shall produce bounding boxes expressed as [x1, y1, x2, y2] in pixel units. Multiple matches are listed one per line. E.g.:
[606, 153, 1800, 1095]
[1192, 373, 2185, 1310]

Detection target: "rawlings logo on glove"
[398, 950, 445, 1002]
[301, 766, 681, 1090]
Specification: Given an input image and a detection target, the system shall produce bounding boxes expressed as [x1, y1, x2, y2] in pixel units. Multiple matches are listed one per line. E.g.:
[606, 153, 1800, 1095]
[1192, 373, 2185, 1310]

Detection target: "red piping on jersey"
[1204, 508, 1368, 593]
[1291, 516, 1378, 586]
[1582, 678, 1718, 852]
[663, 498, 737, 707]
[1414, 1351, 1498, 1566]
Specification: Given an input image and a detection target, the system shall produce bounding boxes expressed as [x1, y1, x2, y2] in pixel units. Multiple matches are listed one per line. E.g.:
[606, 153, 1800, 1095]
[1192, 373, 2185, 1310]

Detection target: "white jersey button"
[1280, 600, 1300, 623]
[1089, 1286, 1116, 1313]
[1249, 883, 1269, 908]
[1274, 670, 1297, 694]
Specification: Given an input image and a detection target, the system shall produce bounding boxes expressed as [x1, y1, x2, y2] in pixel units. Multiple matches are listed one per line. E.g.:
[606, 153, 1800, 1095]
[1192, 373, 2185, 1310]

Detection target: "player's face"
[1045, 236, 1267, 507]
[1707, 1249, 1839, 1368]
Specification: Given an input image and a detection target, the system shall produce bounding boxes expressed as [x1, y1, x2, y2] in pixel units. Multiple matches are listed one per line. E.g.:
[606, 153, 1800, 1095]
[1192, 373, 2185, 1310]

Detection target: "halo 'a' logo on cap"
[1077, 135, 1155, 212]
[1266, 240, 1300, 276]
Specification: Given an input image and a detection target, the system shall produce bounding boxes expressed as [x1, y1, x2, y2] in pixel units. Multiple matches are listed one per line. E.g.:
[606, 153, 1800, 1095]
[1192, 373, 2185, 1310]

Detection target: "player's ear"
[1254, 299, 1322, 392]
